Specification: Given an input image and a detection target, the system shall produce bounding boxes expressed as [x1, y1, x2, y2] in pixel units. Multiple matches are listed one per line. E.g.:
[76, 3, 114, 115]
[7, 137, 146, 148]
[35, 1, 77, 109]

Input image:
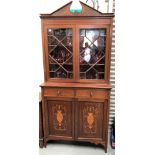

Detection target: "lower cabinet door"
[47, 100, 74, 139]
[76, 101, 105, 141]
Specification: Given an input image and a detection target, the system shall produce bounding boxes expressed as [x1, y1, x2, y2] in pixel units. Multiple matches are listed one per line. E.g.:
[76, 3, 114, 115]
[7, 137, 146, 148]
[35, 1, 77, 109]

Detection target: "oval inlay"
[87, 112, 94, 129]
[57, 110, 63, 126]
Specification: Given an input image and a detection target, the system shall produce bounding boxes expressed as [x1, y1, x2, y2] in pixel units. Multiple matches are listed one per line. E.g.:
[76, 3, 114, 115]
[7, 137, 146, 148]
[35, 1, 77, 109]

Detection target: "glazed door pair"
[45, 25, 108, 82]
[46, 99, 105, 141]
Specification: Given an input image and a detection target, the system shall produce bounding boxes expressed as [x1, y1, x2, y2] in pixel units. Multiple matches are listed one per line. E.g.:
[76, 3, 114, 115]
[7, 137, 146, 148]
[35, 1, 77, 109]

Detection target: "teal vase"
[70, 0, 82, 13]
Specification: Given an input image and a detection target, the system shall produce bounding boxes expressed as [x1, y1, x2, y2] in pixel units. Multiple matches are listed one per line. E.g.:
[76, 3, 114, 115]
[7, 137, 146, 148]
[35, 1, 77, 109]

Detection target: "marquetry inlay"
[52, 104, 67, 130]
[56, 105, 63, 127]
[83, 105, 98, 134]
[87, 111, 94, 129]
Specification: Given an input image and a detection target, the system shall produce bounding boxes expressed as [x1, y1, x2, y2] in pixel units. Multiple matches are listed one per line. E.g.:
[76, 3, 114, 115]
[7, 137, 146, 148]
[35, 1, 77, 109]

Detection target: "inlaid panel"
[47, 100, 73, 137]
[77, 101, 104, 139]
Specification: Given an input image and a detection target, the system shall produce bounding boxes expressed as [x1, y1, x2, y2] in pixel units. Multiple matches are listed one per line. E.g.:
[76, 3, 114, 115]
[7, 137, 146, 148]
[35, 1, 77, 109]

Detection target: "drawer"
[75, 89, 109, 99]
[44, 88, 74, 98]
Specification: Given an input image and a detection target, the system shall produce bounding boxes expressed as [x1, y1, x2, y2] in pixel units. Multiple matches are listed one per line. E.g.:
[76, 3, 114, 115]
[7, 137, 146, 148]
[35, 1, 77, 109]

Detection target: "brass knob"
[90, 91, 93, 97]
[57, 90, 60, 96]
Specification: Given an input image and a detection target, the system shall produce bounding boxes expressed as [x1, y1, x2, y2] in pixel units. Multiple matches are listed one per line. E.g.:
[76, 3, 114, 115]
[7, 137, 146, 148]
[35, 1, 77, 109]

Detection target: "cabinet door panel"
[79, 28, 106, 80]
[47, 100, 73, 138]
[77, 101, 104, 140]
[47, 28, 74, 80]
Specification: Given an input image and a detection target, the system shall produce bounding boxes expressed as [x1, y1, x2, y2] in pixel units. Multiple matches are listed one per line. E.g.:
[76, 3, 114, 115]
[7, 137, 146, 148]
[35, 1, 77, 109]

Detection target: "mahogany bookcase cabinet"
[39, 1, 114, 153]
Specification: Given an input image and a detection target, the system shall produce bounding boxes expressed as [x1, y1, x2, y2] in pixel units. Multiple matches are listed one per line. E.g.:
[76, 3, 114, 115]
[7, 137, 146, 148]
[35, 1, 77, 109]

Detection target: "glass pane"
[79, 28, 106, 80]
[48, 28, 73, 79]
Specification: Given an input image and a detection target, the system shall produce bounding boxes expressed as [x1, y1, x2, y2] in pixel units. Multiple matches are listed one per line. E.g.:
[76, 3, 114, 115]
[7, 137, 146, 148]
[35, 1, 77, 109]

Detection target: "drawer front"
[44, 88, 108, 99]
[76, 89, 109, 99]
[76, 89, 91, 98]
[93, 90, 109, 99]
[44, 88, 74, 98]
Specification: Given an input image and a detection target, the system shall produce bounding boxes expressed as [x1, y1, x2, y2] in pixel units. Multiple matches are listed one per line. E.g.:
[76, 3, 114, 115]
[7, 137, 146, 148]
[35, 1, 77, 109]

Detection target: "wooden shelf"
[49, 63, 72, 64]
[48, 45, 73, 47]
[49, 71, 73, 73]
[80, 64, 104, 65]
[48, 35, 72, 37]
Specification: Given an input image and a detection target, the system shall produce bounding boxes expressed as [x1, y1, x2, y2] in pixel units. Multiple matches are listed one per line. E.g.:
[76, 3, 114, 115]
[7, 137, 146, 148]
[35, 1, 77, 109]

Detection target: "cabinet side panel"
[41, 20, 48, 81]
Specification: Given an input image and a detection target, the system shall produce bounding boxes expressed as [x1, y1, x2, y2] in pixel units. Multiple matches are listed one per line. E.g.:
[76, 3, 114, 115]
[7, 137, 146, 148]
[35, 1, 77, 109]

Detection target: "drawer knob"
[57, 90, 61, 96]
[90, 91, 93, 97]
